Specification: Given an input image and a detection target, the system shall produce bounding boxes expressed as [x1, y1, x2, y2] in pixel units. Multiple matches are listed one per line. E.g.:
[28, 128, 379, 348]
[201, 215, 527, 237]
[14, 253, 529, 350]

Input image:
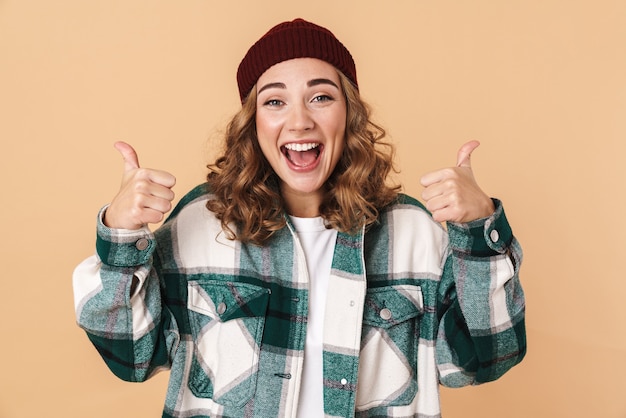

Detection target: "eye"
[311, 94, 334, 103]
[264, 99, 284, 107]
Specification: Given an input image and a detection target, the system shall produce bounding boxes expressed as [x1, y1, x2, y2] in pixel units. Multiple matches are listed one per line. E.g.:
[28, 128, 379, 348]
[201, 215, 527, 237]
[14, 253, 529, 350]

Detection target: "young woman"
[73, 18, 526, 418]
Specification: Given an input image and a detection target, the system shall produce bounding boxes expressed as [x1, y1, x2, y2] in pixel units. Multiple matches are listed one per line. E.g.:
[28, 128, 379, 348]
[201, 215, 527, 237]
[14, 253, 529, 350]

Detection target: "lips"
[281, 142, 322, 169]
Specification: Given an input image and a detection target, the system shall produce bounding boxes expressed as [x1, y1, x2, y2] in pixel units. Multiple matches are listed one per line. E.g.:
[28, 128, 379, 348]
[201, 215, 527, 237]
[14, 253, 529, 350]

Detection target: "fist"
[419, 140, 495, 223]
[103, 141, 176, 230]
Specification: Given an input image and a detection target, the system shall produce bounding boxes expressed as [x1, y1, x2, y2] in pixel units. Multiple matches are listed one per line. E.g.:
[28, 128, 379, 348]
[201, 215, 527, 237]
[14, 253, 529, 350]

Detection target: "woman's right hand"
[103, 141, 176, 230]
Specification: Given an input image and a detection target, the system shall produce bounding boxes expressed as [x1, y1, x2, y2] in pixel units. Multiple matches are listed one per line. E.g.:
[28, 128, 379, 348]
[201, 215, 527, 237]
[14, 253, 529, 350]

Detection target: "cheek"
[334, 108, 347, 139]
[254, 118, 271, 150]
[331, 116, 347, 154]
[255, 120, 284, 167]
[255, 114, 282, 143]
[335, 135, 346, 165]
[255, 115, 266, 138]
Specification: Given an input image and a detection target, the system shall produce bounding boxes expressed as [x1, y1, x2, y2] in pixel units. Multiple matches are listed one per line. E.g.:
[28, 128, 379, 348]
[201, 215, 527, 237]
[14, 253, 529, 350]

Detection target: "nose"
[287, 102, 314, 132]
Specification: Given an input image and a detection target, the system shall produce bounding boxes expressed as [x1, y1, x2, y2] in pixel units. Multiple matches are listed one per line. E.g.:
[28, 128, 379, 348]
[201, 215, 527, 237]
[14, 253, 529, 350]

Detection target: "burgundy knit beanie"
[236, 18, 357, 102]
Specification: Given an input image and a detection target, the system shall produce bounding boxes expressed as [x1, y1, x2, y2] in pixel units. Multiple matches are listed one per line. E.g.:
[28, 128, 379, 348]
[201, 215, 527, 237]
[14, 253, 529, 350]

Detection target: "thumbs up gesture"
[103, 141, 177, 230]
[419, 141, 495, 223]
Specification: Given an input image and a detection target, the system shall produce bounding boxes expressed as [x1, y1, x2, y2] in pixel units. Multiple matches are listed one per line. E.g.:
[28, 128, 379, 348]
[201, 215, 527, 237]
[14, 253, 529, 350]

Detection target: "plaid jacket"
[73, 183, 526, 418]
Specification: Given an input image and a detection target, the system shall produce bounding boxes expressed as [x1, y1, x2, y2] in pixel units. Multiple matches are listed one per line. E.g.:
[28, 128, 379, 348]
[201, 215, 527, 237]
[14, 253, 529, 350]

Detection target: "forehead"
[257, 58, 341, 85]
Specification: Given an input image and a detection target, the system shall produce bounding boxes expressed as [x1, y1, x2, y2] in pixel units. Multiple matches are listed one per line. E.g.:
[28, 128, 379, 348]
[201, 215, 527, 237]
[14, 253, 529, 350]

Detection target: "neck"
[281, 187, 322, 218]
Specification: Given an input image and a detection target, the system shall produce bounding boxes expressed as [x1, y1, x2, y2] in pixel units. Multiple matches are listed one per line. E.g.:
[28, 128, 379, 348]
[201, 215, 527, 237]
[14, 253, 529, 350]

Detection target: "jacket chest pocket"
[356, 284, 424, 411]
[187, 280, 270, 407]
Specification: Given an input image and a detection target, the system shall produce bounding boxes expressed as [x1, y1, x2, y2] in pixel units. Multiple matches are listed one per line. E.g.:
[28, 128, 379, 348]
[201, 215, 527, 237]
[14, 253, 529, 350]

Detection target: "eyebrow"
[307, 78, 339, 89]
[257, 78, 340, 95]
[257, 82, 286, 95]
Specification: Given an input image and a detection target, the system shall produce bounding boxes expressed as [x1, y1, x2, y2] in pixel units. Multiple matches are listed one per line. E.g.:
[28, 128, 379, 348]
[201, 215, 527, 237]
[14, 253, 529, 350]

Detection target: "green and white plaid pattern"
[74, 184, 526, 418]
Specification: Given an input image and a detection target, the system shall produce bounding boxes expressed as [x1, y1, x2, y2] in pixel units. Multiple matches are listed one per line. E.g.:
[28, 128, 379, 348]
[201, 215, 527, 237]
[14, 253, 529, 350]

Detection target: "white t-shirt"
[289, 216, 337, 418]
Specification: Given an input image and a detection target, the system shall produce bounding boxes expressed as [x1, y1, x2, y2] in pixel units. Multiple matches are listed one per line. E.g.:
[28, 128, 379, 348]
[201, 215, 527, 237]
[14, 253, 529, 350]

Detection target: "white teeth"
[284, 143, 319, 152]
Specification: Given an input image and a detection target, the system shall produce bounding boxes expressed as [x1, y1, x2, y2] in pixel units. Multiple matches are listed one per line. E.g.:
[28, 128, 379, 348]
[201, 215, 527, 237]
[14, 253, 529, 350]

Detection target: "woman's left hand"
[420, 140, 495, 223]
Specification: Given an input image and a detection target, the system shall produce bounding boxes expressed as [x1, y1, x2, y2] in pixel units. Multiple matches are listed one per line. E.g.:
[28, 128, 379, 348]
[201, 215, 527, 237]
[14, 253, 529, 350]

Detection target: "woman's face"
[255, 58, 346, 213]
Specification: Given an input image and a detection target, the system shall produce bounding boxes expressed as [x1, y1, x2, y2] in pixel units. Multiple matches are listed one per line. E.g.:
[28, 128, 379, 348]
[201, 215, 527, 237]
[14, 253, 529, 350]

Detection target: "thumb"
[456, 140, 481, 168]
[114, 141, 140, 171]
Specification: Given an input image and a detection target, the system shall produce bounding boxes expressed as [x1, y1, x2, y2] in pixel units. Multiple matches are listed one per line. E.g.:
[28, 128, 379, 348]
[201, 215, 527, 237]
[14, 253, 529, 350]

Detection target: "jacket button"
[380, 308, 392, 320]
[490, 229, 500, 243]
[135, 238, 149, 251]
[217, 302, 227, 315]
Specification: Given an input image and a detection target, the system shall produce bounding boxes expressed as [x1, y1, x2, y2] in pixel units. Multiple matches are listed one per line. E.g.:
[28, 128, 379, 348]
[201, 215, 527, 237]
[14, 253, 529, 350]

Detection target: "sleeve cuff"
[446, 199, 513, 257]
[95, 205, 155, 267]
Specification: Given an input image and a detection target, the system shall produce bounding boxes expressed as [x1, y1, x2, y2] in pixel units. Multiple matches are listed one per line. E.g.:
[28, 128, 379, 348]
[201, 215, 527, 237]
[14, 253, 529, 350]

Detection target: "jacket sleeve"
[72, 207, 179, 382]
[435, 199, 526, 387]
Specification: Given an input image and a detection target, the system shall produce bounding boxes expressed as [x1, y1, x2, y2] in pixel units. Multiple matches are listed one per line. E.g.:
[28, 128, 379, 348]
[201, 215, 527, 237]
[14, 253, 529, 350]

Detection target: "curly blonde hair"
[206, 72, 400, 245]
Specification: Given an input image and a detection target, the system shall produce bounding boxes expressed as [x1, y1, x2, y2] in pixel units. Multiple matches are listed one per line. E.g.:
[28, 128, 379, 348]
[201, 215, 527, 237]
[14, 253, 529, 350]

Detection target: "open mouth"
[281, 142, 322, 168]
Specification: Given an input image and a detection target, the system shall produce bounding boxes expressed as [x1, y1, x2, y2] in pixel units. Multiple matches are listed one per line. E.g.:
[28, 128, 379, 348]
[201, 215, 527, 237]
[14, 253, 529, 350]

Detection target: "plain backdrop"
[1, 1, 625, 417]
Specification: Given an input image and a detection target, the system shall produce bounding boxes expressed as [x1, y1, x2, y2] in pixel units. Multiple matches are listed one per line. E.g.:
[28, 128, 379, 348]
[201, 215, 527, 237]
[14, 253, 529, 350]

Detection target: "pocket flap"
[188, 280, 270, 322]
[362, 285, 423, 328]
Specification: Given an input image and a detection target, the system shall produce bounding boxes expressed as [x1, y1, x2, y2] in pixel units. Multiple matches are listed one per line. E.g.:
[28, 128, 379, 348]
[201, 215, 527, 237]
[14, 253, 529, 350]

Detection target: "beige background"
[1, 1, 625, 417]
